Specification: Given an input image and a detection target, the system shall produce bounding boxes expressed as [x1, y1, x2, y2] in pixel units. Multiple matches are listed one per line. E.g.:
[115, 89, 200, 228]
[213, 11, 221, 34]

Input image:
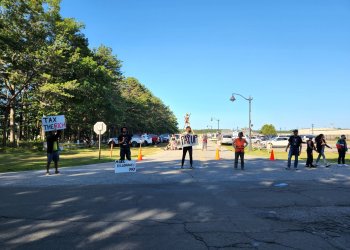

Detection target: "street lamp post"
[230, 93, 253, 151]
[211, 117, 220, 131]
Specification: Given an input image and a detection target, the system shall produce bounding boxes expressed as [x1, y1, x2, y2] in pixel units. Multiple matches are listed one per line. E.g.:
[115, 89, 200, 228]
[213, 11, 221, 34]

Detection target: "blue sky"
[60, 0, 350, 130]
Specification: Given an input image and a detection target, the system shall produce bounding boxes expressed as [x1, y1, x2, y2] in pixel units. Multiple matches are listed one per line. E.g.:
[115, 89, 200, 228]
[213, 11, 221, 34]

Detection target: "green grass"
[0, 144, 165, 173]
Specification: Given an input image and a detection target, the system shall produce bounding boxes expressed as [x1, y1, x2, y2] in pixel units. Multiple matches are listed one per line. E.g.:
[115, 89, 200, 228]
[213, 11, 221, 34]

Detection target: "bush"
[17, 141, 45, 151]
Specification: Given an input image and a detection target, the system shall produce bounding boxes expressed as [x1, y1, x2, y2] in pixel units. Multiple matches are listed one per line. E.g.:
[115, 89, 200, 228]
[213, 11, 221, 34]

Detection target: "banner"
[180, 134, 199, 147]
[42, 115, 66, 132]
[115, 160, 137, 173]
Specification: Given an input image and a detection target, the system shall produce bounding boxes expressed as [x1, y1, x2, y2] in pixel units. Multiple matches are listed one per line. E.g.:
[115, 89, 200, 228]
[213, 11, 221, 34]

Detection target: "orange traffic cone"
[269, 150, 275, 161]
[215, 149, 220, 160]
[137, 147, 143, 161]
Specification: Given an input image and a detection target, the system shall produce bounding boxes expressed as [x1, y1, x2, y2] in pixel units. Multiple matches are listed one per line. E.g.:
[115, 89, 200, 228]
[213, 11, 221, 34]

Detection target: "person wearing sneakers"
[306, 136, 317, 168]
[233, 132, 248, 170]
[285, 129, 303, 170]
[336, 135, 348, 166]
[118, 127, 132, 161]
[181, 126, 194, 169]
[46, 130, 61, 175]
[315, 134, 332, 167]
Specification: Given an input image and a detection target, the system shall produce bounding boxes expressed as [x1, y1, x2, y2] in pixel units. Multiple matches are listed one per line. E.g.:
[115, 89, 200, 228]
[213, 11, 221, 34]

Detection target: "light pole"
[230, 93, 253, 151]
[211, 117, 220, 131]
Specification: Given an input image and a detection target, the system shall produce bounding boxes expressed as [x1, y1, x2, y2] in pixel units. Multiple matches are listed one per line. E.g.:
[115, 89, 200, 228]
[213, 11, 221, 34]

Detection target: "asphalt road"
[1, 144, 350, 250]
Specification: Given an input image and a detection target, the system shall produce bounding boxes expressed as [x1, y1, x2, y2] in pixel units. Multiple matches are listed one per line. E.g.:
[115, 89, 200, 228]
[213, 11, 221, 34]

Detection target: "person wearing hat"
[336, 135, 348, 166]
[285, 129, 303, 170]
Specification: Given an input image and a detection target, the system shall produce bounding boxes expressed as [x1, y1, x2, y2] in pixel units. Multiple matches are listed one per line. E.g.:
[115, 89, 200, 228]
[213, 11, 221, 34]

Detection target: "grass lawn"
[0, 144, 165, 173]
[224, 146, 344, 164]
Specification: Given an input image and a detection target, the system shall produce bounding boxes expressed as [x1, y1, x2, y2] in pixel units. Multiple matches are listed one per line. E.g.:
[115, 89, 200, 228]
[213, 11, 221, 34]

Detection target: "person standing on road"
[285, 129, 303, 170]
[306, 136, 317, 168]
[233, 132, 248, 170]
[46, 130, 61, 175]
[118, 127, 132, 160]
[202, 134, 208, 151]
[315, 134, 332, 167]
[181, 126, 194, 169]
[336, 135, 348, 166]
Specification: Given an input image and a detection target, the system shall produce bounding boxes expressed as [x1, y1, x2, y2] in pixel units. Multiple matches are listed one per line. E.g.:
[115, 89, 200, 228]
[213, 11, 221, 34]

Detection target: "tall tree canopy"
[260, 124, 277, 136]
[0, 0, 178, 146]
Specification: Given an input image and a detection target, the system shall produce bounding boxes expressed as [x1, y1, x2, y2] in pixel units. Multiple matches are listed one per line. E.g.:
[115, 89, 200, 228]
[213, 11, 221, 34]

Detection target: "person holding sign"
[46, 130, 61, 175]
[181, 126, 194, 169]
[118, 127, 132, 160]
[233, 132, 248, 170]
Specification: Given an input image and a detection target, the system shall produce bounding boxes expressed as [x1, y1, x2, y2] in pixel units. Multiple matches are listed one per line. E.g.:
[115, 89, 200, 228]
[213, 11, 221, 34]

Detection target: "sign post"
[93, 122, 107, 160]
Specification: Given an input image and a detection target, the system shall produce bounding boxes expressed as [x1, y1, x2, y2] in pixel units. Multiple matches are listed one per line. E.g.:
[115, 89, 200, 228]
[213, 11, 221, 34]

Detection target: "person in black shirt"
[118, 127, 132, 160]
[315, 134, 332, 167]
[285, 129, 303, 170]
[46, 130, 61, 175]
[306, 137, 317, 168]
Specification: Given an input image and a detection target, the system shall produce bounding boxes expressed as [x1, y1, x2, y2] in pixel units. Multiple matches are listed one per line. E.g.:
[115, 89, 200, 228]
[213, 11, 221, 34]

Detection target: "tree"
[260, 124, 277, 136]
[1, 0, 179, 146]
[0, 0, 60, 145]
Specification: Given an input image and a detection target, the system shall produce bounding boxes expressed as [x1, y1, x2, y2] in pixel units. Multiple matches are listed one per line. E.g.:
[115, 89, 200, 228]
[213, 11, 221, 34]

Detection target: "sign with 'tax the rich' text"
[42, 115, 66, 132]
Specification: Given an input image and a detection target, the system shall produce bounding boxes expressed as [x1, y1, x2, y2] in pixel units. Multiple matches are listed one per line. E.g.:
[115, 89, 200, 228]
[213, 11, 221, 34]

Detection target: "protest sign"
[180, 134, 199, 147]
[42, 115, 66, 132]
[115, 160, 137, 173]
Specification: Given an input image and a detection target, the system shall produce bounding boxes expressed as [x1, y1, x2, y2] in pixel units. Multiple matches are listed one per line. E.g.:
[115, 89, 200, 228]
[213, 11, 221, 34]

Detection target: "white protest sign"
[180, 134, 199, 147]
[115, 160, 137, 173]
[42, 115, 66, 132]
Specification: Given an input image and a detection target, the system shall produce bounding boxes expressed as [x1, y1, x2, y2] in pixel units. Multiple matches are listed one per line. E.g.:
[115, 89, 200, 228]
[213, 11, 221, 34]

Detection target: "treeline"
[0, 0, 178, 146]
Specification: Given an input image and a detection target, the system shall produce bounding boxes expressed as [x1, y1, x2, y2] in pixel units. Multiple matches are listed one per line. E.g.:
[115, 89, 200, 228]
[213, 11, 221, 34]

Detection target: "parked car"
[107, 137, 119, 147]
[159, 134, 170, 143]
[263, 136, 290, 148]
[300, 134, 315, 142]
[140, 134, 153, 146]
[148, 134, 160, 145]
[245, 136, 262, 144]
[107, 135, 147, 148]
[222, 134, 233, 145]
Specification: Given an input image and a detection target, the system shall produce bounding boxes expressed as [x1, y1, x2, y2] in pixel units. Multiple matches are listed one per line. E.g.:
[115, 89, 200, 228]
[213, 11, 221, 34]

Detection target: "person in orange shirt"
[233, 132, 249, 170]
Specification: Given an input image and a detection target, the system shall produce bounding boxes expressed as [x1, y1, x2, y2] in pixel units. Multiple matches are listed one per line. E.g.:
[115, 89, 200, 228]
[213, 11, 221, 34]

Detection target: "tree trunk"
[9, 106, 15, 144]
[2, 109, 9, 147]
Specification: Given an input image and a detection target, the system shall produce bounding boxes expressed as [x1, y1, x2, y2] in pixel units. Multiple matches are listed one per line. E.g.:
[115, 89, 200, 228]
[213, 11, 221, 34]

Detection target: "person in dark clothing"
[46, 130, 61, 175]
[315, 134, 332, 167]
[233, 132, 248, 170]
[118, 127, 132, 160]
[285, 129, 303, 170]
[181, 126, 193, 169]
[336, 135, 348, 166]
[306, 137, 317, 168]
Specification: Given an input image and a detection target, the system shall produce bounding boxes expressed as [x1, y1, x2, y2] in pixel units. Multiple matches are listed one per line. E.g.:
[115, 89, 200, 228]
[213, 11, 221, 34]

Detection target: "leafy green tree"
[0, 0, 60, 145]
[260, 124, 277, 136]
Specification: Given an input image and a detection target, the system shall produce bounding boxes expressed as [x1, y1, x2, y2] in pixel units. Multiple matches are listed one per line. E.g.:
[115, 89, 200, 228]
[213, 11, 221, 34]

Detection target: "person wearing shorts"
[46, 130, 61, 175]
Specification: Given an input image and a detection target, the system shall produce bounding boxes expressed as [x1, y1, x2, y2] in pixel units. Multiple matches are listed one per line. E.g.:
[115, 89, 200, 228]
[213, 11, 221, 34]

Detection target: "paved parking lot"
[1, 143, 350, 249]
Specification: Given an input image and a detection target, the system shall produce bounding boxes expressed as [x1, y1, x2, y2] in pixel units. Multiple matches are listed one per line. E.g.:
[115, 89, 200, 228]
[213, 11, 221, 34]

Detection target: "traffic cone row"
[269, 150, 275, 161]
[215, 149, 220, 160]
[137, 147, 143, 161]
